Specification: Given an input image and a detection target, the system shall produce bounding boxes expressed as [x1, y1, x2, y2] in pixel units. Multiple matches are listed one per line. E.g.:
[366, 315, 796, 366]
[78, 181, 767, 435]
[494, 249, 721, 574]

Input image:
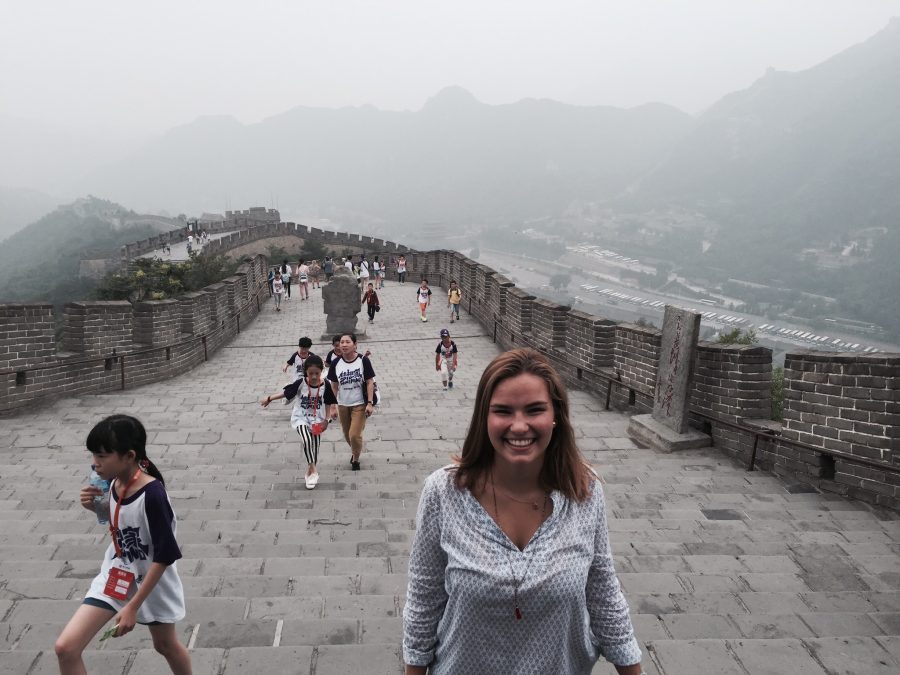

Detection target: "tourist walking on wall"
[327, 333, 376, 471]
[403, 349, 644, 675]
[435, 328, 458, 391]
[361, 282, 380, 324]
[372, 257, 383, 289]
[417, 279, 432, 322]
[397, 255, 408, 284]
[267, 268, 275, 296]
[56, 415, 192, 675]
[272, 270, 284, 311]
[309, 259, 322, 289]
[297, 259, 310, 300]
[281, 260, 292, 299]
[323, 257, 334, 282]
[359, 254, 370, 287]
[261, 355, 335, 490]
[447, 280, 462, 323]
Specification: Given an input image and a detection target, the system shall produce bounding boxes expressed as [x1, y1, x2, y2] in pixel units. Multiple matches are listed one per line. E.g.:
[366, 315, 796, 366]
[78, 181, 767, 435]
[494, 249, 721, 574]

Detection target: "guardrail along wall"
[416, 249, 899, 509]
[0, 255, 270, 415]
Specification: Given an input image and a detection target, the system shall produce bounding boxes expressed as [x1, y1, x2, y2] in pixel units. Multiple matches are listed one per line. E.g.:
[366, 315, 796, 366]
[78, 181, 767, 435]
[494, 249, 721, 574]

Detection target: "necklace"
[490, 474, 548, 621]
[495, 487, 545, 510]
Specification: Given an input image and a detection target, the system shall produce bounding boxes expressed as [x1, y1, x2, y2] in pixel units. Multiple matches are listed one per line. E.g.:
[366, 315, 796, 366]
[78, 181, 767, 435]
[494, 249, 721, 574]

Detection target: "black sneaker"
[351, 460, 361, 471]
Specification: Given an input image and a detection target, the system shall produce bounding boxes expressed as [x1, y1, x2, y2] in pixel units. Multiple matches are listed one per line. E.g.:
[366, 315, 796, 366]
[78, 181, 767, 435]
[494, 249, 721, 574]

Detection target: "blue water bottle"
[89, 465, 110, 525]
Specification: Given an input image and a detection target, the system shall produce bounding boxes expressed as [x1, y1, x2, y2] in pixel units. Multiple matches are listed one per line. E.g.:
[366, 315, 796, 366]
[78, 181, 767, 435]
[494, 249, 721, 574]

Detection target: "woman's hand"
[365, 403, 374, 417]
[80, 486, 102, 512]
[260, 396, 272, 407]
[113, 605, 137, 637]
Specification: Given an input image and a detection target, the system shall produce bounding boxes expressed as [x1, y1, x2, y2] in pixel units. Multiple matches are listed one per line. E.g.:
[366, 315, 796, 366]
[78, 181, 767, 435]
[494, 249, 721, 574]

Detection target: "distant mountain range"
[77, 86, 693, 227]
[0, 197, 174, 304]
[1, 18, 898, 269]
[629, 17, 900, 244]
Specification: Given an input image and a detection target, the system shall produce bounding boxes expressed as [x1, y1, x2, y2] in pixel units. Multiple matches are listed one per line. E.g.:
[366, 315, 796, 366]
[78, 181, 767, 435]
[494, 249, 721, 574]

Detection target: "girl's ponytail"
[139, 458, 165, 486]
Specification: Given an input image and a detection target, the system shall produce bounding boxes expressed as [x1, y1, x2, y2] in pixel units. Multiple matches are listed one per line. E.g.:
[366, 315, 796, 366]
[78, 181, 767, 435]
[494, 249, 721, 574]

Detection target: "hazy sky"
[2, 0, 899, 136]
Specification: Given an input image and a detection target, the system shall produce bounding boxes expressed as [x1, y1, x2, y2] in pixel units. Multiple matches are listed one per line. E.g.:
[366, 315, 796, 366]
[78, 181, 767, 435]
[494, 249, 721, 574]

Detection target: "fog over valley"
[2, 1, 900, 353]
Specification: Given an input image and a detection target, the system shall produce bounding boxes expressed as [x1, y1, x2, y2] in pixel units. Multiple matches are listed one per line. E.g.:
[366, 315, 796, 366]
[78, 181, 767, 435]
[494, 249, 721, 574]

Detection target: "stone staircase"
[0, 282, 898, 674]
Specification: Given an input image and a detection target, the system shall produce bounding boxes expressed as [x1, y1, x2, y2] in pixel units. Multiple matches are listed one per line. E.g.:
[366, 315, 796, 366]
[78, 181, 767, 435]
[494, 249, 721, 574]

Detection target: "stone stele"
[321, 266, 362, 339]
[628, 306, 709, 452]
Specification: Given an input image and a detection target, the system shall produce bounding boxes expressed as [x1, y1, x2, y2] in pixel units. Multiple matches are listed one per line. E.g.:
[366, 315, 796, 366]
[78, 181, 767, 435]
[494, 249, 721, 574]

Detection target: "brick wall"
[133, 299, 181, 346]
[612, 323, 661, 410]
[531, 298, 570, 353]
[0, 255, 269, 415]
[63, 302, 134, 356]
[11, 220, 900, 507]
[778, 352, 900, 506]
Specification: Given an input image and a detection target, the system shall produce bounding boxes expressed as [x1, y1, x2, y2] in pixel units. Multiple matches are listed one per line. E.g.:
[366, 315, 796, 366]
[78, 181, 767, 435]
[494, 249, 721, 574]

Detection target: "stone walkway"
[1, 280, 898, 674]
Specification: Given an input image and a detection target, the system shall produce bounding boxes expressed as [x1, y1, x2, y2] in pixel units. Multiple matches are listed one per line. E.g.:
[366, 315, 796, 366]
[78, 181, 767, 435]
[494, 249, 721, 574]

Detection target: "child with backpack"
[447, 279, 462, 323]
[435, 328, 459, 390]
[55, 415, 191, 675]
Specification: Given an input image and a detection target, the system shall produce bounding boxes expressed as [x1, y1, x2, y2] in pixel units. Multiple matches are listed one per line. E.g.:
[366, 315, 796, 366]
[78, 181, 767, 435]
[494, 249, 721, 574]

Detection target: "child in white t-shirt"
[56, 415, 191, 674]
[417, 279, 433, 322]
[262, 355, 336, 489]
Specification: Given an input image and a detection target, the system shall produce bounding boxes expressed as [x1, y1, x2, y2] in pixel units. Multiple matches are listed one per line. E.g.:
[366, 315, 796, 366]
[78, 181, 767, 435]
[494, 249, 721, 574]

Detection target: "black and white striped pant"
[296, 424, 321, 465]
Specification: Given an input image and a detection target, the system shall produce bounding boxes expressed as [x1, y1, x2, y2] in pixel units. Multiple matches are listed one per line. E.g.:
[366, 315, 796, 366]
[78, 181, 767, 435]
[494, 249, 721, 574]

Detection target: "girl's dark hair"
[298, 336, 313, 348]
[304, 354, 324, 372]
[453, 348, 592, 502]
[339, 332, 358, 344]
[331, 334, 341, 345]
[86, 415, 165, 485]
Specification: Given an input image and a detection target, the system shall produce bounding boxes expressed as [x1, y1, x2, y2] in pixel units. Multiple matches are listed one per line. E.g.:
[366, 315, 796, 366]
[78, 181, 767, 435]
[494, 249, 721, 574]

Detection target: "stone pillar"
[322, 267, 362, 339]
[628, 306, 709, 451]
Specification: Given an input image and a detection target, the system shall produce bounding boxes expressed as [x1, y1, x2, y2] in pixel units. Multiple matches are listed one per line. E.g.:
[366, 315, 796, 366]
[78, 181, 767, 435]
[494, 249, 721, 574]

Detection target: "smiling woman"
[403, 348, 645, 675]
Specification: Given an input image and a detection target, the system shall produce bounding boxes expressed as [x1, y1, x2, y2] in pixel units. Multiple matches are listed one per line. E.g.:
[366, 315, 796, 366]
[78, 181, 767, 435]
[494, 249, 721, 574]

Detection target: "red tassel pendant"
[514, 606, 522, 620]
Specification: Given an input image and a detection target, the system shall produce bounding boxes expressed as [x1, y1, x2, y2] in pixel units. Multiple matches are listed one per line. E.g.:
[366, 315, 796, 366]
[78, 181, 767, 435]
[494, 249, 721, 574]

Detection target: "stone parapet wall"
[416, 250, 899, 509]
[199, 221, 412, 262]
[5, 222, 898, 508]
[0, 255, 270, 415]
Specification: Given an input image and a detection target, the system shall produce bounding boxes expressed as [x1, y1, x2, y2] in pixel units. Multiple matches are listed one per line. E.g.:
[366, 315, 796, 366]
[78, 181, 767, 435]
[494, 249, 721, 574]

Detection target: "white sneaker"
[305, 472, 319, 489]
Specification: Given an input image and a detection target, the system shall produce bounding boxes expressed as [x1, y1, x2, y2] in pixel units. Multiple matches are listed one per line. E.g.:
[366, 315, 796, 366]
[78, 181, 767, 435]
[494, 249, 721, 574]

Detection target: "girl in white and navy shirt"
[56, 415, 191, 674]
[262, 354, 336, 489]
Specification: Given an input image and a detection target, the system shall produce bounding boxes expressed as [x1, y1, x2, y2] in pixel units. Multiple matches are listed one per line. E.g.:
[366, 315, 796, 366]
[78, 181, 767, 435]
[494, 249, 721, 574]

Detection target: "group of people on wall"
[58, 244, 645, 674]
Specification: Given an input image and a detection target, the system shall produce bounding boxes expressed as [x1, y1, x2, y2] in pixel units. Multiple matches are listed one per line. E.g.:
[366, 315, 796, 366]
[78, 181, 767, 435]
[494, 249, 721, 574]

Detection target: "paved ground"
[1, 280, 899, 674]
[139, 232, 233, 262]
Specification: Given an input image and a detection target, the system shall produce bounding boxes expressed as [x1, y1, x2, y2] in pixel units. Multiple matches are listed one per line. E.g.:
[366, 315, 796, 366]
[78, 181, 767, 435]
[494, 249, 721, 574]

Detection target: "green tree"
[93, 253, 237, 303]
[716, 328, 758, 345]
[771, 366, 784, 421]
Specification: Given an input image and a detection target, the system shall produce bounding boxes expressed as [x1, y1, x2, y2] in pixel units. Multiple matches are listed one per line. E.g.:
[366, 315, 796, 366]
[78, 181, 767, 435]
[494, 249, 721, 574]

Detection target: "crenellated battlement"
[118, 213, 412, 263]
[0, 255, 269, 414]
[414, 249, 900, 509]
[4, 228, 898, 508]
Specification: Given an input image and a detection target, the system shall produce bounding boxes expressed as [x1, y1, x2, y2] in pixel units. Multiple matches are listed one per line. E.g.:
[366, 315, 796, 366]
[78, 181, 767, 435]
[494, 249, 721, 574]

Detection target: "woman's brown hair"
[453, 348, 593, 501]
